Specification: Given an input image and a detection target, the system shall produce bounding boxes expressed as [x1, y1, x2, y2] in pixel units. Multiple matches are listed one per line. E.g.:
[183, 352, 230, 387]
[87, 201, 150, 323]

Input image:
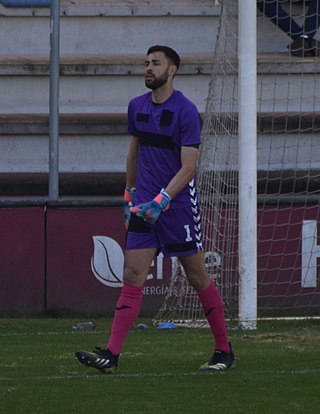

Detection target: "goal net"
[154, 0, 320, 327]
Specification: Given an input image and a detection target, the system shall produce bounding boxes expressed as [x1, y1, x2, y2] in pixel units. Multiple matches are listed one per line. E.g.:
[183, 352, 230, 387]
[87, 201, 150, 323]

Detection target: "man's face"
[144, 51, 172, 90]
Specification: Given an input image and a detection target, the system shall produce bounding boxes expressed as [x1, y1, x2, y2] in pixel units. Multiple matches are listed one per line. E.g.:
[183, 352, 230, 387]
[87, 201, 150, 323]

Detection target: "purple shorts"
[126, 206, 203, 257]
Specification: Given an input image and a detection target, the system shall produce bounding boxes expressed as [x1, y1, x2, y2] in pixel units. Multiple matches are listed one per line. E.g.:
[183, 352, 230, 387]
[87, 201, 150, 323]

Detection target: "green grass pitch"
[1, 317, 319, 414]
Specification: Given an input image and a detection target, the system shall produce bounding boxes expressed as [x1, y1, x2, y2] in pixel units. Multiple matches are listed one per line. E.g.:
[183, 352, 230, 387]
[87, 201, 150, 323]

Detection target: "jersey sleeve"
[127, 99, 138, 136]
[179, 102, 201, 147]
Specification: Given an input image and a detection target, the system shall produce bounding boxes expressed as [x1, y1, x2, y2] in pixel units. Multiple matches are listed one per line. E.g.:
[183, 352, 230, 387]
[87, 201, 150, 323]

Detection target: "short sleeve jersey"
[127, 90, 201, 208]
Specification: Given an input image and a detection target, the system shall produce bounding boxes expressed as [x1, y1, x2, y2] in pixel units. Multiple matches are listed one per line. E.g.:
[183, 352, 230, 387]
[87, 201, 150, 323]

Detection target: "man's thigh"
[123, 248, 157, 285]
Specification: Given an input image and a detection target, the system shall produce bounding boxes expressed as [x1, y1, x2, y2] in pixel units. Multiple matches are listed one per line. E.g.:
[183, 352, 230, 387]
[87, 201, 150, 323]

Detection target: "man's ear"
[169, 64, 178, 77]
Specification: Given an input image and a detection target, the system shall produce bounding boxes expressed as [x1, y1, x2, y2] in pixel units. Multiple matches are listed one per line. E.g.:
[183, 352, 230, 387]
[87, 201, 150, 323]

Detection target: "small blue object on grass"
[72, 322, 96, 331]
[156, 322, 177, 329]
[136, 323, 149, 330]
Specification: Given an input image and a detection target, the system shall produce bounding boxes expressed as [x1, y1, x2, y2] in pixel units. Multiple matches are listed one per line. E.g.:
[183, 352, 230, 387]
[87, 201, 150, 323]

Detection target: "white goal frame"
[238, 0, 258, 329]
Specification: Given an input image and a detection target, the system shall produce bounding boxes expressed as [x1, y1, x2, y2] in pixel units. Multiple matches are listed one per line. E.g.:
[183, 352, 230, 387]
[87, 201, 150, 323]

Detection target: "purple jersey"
[127, 90, 201, 208]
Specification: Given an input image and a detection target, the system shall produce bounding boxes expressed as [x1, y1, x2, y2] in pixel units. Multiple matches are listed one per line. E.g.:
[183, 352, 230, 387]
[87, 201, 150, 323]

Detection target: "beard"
[145, 68, 169, 90]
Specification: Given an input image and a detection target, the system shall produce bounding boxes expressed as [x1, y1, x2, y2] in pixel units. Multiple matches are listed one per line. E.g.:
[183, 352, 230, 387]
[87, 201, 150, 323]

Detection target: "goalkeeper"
[75, 45, 235, 373]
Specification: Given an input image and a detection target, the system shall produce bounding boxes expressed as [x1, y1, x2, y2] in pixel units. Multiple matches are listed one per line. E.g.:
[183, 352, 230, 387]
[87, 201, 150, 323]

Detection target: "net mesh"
[154, 0, 320, 327]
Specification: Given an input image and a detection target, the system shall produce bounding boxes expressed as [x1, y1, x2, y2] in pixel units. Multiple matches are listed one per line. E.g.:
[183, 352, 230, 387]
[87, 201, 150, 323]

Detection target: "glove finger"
[145, 215, 157, 224]
[130, 206, 140, 213]
[136, 210, 146, 220]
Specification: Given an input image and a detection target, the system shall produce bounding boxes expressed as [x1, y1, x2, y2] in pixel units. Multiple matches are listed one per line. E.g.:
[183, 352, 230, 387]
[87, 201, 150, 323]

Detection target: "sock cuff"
[197, 280, 214, 300]
[197, 280, 224, 311]
[122, 282, 144, 295]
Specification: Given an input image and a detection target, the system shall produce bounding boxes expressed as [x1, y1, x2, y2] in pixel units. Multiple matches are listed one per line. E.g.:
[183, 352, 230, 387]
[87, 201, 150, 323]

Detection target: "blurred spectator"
[257, 0, 320, 56]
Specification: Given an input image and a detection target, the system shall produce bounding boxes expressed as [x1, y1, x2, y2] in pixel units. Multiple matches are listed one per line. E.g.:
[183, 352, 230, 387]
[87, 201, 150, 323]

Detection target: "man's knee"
[186, 269, 211, 292]
[123, 264, 148, 286]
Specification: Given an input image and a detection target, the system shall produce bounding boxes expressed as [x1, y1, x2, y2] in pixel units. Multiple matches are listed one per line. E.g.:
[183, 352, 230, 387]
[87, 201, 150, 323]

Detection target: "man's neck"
[151, 85, 174, 104]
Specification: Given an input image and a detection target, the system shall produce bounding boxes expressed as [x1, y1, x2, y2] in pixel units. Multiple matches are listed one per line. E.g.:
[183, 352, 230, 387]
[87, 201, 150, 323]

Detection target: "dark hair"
[147, 45, 180, 70]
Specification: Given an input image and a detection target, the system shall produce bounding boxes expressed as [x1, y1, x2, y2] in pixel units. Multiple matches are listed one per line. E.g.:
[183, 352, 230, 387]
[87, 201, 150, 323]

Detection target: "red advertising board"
[1, 204, 319, 316]
[257, 204, 320, 312]
[0, 208, 45, 314]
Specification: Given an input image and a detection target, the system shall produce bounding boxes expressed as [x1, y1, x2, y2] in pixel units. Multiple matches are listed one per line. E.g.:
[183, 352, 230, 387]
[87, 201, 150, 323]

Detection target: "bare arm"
[126, 136, 139, 188]
[163, 146, 199, 199]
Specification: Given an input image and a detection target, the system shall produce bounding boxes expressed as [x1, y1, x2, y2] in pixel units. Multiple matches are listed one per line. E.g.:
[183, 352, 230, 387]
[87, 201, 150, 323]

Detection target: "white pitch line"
[0, 372, 201, 382]
[0, 331, 103, 337]
[1, 368, 319, 383]
[253, 369, 320, 375]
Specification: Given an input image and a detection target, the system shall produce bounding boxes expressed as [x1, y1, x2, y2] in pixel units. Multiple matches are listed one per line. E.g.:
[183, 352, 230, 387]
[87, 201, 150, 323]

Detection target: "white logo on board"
[91, 236, 124, 288]
[91, 236, 165, 288]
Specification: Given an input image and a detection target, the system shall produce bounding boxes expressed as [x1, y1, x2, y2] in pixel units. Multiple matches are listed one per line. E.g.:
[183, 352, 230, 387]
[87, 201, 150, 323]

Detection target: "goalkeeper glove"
[123, 187, 136, 229]
[130, 190, 171, 224]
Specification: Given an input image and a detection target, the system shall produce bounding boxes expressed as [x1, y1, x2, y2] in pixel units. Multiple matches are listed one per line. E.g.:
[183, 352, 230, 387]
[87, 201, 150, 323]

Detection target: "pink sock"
[106, 283, 143, 355]
[197, 281, 230, 353]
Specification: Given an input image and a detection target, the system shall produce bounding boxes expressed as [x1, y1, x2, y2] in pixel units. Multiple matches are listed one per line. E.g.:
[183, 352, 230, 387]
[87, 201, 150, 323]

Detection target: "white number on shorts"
[184, 225, 192, 242]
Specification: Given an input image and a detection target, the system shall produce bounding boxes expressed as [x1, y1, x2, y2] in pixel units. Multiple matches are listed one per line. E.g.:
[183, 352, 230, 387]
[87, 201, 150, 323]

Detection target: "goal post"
[238, 0, 257, 329]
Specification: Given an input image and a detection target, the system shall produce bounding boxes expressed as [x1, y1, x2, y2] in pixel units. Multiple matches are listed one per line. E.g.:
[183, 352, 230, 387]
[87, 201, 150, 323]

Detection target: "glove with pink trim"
[130, 190, 171, 224]
[123, 187, 136, 229]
